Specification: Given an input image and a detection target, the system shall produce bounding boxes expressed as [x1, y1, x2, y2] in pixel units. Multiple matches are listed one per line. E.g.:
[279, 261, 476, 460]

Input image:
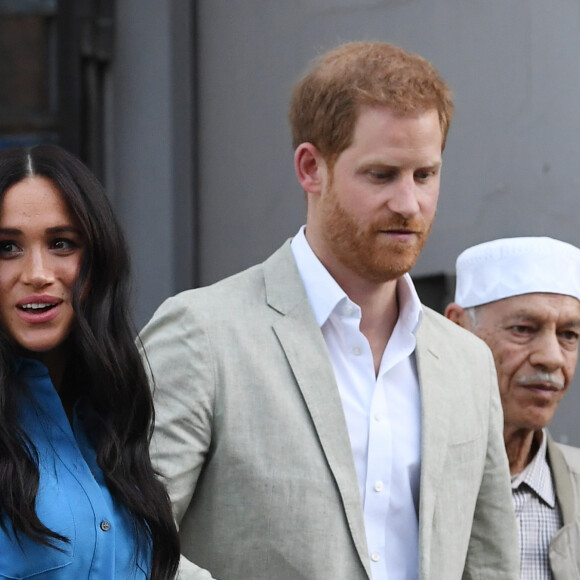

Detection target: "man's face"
[470, 293, 580, 434]
[308, 106, 442, 284]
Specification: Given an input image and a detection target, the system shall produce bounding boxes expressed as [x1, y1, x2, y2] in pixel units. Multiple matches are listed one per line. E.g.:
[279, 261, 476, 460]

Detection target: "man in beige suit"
[140, 42, 519, 579]
[446, 237, 580, 579]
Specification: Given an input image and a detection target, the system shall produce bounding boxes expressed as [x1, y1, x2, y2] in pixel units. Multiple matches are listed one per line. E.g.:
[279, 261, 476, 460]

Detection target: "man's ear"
[294, 143, 326, 195]
[445, 302, 468, 328]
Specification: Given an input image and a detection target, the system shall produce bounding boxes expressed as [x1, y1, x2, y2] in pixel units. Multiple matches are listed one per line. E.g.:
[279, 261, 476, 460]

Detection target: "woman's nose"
[21, 250, 54, 288]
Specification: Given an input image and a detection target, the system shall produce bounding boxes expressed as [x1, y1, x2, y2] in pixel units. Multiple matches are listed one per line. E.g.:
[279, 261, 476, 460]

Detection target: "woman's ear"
[294, 143, 326, 195]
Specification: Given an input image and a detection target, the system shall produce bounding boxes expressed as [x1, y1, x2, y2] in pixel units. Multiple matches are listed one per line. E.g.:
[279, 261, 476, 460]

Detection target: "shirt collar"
[290, 225, 423, 333]
[511, 429, 557, 508]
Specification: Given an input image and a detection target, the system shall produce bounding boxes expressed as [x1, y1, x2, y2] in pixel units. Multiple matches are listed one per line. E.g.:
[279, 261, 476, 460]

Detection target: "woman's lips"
[16, 297, 63, 324]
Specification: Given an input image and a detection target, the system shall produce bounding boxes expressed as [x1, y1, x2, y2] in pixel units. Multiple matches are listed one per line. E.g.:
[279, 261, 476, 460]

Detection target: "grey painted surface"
[111, 1, 194, 327]
[111, 0, 580, 442]
[112, 2, 174, 327]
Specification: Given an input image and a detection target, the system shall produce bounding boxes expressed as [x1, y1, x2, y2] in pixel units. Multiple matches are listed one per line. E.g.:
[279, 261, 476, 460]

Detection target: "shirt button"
[374, 413, 383, 422]
[344, 304, 354, 315]
[100, 520, 111, 532]
[352, 346, 361, 356]
[371, 552, 381, 562]
[374, 481, 383, 492]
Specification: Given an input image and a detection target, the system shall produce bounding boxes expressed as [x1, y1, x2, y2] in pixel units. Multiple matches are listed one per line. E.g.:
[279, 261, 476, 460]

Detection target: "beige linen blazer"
[140, 241, 519, 580]
[547, 434, 580, 579]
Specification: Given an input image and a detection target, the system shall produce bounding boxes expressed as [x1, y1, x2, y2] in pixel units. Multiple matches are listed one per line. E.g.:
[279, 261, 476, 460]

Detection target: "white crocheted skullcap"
[454, 236, 580, 308]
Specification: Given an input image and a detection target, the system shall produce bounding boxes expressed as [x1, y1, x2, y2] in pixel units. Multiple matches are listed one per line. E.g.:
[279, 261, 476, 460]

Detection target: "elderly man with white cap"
[445, 236, 580, 580]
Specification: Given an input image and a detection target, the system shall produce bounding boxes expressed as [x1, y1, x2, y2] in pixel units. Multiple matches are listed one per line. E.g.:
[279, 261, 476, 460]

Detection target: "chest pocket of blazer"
[444, 398, 485, 478]
[445, 434, 485, 483]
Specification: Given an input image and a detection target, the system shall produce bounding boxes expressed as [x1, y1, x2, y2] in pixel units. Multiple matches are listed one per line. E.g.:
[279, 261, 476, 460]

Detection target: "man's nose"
[529, 332, 566, 372]
[387, 175, 420, 219]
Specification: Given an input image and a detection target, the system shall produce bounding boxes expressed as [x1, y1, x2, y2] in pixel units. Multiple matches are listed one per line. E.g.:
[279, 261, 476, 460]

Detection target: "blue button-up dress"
[0, 358, 150, 579]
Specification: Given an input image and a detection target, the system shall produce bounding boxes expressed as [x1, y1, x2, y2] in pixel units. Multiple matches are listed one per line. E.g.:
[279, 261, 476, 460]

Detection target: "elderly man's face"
[471, 293, 580, 434]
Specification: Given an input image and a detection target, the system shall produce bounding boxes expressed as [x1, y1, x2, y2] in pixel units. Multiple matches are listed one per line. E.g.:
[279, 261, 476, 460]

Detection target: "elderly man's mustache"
[517, 373, 565, 391]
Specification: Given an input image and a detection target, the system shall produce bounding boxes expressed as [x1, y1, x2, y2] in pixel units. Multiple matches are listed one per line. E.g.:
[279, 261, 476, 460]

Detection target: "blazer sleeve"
[139, 292, 219, 580]
[462, 345, 520, 579]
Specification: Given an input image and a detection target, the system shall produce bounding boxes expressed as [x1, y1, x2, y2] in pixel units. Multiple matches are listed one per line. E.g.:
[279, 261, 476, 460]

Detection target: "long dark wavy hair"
[0, 145, 179, 579]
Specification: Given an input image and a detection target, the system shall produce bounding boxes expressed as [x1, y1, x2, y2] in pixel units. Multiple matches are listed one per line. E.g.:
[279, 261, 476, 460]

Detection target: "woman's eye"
[52, 238, 76, 251]
[0, 241, 20, 256]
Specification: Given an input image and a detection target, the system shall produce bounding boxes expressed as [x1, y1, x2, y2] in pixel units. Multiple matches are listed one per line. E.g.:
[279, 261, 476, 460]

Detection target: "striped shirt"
[511, 431, 562, 580]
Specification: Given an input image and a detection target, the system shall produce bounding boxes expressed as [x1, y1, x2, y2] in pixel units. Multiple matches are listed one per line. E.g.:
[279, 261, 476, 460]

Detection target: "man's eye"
[510, 325, 533, 333]
[560, 331, 579, 342]
[415, 169, 437, 181]
[368, 170, 396, 183]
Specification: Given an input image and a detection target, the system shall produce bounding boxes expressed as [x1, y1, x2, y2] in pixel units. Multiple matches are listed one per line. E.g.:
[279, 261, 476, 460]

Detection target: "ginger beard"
[320, 182, 434, 283]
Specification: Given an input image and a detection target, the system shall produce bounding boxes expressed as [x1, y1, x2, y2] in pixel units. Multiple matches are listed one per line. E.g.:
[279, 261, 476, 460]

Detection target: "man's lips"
[377, 225, 419, 233]
[377, 229, 420, 241]
[517, 374, 565, 391]
[516, 376, 565, 402]
[521, 383, 560, 393]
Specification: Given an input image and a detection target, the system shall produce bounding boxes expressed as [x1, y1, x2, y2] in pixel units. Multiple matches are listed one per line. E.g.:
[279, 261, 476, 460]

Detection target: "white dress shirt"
[291, 227, 423, 580]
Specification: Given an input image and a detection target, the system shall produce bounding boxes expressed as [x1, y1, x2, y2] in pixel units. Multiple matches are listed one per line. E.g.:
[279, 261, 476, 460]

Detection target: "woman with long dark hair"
[0, 144, 179, 579]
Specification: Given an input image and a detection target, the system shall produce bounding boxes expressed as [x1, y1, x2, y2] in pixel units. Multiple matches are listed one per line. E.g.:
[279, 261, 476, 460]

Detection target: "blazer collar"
[263, 240, 305, 315]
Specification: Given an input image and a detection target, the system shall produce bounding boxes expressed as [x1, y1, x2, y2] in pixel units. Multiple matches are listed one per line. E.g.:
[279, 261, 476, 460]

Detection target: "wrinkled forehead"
[479, 292, 580, 324]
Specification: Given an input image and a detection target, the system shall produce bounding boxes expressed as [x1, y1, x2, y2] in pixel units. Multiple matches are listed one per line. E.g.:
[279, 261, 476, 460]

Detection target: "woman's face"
[0, 176, 84, 360]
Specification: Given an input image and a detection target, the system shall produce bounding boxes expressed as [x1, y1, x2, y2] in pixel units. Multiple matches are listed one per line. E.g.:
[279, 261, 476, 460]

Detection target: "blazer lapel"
[263, 242, 371, 579]
[547, 435, 580, 578]
[414, 320, 453, 578]
[548, 435, 576, 526]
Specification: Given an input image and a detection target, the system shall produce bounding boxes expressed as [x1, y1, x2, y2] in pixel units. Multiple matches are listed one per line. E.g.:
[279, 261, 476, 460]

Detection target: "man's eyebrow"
[507, 310, 580, 327]
[505, 310, 540, 320]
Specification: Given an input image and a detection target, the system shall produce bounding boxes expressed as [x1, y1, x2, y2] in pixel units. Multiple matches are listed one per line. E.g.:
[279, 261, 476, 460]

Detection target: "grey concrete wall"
[111, 0, 194, 327]
[111, 0, 580, 443]
[111, 1, 175, 326]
